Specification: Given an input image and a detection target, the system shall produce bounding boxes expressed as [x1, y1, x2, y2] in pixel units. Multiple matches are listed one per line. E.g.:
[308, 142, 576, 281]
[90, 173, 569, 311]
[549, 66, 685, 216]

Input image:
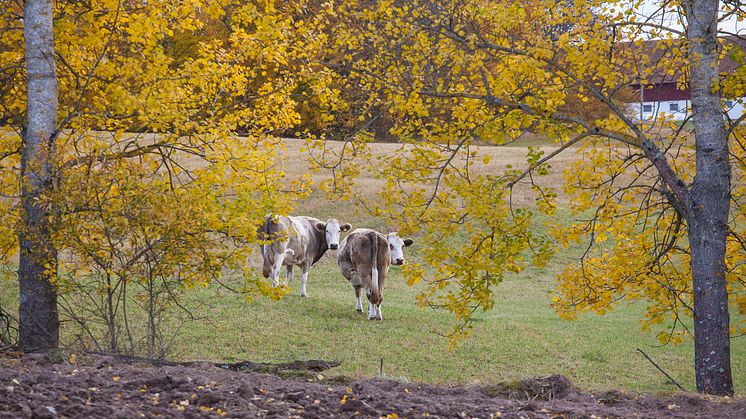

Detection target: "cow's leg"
[300, 266, 309, 297]
[367, 300, 377, 320]
[354, 286, 363, 312]
[375, 264, 385, 320]
[270, 253, 285, 287]
[269, 247, 294, 287]
[339, 258, 361, 285]
[261, 246, 272, 279]
[284, 265, 294, 286]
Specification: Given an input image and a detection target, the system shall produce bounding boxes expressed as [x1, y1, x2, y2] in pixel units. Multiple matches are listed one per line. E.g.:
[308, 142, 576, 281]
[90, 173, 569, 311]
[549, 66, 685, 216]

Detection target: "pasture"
[1, 138, 744, 394]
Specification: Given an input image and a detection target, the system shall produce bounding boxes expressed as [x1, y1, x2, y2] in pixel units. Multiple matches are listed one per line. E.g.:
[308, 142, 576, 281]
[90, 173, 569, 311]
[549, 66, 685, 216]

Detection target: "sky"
[636, 1, 744, 36]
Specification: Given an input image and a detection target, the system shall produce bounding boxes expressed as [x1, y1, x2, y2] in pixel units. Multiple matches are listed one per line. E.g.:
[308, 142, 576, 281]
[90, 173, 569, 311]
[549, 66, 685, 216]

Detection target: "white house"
[625, 37, 745, 122]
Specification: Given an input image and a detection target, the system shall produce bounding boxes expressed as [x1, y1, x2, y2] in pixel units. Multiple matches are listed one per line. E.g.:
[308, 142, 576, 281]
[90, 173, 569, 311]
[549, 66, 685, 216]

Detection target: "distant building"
[625, 37, 745, 121]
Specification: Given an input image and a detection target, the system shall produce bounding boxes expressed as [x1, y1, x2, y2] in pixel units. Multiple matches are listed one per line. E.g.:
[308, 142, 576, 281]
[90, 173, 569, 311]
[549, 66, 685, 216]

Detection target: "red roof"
[621, 36, 745, 102]
[637, 82, 691, 102]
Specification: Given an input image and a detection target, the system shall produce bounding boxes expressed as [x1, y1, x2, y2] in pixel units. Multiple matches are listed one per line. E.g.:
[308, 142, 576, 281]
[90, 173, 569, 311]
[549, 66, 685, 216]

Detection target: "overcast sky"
[636, 1, 744, 36]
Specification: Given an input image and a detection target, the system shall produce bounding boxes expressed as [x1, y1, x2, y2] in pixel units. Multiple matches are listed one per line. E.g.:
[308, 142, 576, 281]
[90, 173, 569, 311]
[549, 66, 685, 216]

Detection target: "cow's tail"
[367, 231, 381, 304]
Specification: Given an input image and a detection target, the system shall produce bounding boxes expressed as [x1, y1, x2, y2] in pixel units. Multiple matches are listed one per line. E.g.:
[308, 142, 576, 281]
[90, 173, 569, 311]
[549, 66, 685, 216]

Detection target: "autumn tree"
[314, 0, 744, 395]
[1, 0, 327, 354]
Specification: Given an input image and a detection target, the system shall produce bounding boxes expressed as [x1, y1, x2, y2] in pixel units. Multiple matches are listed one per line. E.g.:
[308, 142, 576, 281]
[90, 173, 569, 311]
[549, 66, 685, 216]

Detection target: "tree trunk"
[685, 0, 733, 396]
[19, 0, 59, 353]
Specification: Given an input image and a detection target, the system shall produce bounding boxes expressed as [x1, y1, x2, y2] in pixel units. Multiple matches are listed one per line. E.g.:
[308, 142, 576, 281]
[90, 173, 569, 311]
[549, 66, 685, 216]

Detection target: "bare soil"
[0, 352, 744, 418]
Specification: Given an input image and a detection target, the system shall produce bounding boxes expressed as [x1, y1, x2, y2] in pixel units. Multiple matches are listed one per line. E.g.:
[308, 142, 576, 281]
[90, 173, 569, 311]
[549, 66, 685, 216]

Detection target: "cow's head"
[387, 232, 414, 265]
[315, 218, 352, 250]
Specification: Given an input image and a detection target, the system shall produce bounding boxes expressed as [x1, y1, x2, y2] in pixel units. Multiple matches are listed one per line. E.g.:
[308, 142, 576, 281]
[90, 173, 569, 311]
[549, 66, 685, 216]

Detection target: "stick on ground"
[636, 348, 686, 392]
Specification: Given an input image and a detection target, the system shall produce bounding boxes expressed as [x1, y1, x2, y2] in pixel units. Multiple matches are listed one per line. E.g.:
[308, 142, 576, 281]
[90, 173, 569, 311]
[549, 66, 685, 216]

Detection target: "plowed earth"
[0, 353, 744, 418]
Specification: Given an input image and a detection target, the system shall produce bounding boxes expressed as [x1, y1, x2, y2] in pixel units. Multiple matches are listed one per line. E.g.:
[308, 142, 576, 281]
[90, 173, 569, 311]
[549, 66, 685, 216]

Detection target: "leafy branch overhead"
[306, 0, 745, 358]
[1, 0, 339, 353]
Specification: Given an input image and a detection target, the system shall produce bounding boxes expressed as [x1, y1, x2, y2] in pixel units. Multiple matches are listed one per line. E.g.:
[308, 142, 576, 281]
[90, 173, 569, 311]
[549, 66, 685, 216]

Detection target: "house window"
[643, 104, 653, 113]
[669, 103, 679, 112]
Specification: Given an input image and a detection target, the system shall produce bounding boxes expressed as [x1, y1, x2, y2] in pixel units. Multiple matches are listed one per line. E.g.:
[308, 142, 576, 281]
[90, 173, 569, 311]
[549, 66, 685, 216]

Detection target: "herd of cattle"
[258, 215, 414, 321]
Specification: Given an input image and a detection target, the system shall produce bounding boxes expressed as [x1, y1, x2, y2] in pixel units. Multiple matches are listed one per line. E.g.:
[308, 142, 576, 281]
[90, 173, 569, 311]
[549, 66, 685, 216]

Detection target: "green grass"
[162, 253, 744, 394]
[1, 209, 745, 394]
[1, 140, 744, 395]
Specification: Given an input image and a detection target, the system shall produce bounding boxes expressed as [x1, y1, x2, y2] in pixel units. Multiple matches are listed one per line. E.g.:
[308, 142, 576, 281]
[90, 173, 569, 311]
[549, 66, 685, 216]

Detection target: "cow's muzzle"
[329, 244, 339, 250]
[394, 258, 404, 265]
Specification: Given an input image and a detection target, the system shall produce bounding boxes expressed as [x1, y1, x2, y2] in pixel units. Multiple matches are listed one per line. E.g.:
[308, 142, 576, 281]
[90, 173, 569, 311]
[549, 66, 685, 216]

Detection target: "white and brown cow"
[259, 215, 351, 296]
[337, 228, 414, 320]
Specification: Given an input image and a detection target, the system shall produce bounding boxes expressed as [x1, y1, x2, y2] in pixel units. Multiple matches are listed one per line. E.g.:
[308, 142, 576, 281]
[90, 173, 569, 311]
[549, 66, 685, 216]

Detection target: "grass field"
[1, 138, 744, 395]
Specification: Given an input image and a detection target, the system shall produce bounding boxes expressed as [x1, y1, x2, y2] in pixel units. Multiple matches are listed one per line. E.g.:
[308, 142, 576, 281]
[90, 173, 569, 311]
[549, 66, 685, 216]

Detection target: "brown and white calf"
[337, 228, 414, 320]
[259, 215, 351, 296]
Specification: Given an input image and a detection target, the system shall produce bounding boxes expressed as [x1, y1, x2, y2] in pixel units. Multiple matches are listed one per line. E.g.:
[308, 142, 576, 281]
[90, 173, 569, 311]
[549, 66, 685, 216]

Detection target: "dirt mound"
[482, 375, 573, 401]
[0, 352, 744, 418]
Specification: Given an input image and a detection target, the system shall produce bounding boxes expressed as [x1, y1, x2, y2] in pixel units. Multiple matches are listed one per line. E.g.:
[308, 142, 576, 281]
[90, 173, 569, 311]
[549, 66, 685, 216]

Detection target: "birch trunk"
[19, 0, 59, 352]
[685, 0, 733, 396]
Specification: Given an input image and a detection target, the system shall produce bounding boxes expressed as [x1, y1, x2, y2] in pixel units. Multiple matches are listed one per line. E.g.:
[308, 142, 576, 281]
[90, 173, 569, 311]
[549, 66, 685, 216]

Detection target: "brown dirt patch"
[1, 353, 744, 418]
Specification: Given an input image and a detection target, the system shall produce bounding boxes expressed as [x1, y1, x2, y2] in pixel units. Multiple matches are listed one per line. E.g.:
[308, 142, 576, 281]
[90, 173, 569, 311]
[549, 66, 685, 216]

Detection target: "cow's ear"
[341, 223, 352, 232]
[315, 222, 326, 231]
[403, 238, 414, 247]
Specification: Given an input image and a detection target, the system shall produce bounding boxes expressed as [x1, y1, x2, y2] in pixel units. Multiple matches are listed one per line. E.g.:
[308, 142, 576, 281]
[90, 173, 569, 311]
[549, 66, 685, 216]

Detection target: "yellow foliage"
[309, 0, 746, 344]
[0, 1, 326, 305]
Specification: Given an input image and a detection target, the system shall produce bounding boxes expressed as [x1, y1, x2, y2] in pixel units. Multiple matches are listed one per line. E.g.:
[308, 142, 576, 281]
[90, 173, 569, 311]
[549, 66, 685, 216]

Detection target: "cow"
[337, 228, 414, 320]
[258, 215, 351, 296]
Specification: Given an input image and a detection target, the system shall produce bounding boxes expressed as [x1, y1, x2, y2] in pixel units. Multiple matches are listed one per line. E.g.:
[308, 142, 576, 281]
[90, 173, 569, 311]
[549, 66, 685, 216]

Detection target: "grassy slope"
[168, 248, 744, 394]
[1, 139, 744, 394]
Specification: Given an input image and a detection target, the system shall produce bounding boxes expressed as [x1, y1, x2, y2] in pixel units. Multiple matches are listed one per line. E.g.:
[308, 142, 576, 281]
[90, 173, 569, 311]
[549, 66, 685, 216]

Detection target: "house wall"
[629, 99, 690, 121]
[627, 81, 745, 121]
[724, 100, 746, 121]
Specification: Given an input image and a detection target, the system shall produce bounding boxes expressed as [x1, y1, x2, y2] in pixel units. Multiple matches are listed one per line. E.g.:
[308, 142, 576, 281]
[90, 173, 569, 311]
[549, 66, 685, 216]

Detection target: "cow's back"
[259, 215, 291, 242]
[343, 228, 390, 283]
[349, 229, 374, 269]
[289, 216, 328, 267]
